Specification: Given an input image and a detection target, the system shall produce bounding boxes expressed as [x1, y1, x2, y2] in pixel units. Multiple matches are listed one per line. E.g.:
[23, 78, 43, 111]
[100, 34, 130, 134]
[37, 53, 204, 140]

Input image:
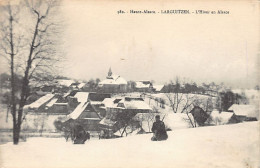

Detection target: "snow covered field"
[1, 122, 259, 168]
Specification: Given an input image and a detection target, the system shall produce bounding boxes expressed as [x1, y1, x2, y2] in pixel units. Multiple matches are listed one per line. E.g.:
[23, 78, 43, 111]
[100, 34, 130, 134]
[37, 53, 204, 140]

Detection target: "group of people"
[57, 115, 168, 144]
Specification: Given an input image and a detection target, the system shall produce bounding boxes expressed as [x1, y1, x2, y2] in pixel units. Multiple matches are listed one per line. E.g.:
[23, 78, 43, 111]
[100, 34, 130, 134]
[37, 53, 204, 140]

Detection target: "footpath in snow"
[1, 122, 259, 168]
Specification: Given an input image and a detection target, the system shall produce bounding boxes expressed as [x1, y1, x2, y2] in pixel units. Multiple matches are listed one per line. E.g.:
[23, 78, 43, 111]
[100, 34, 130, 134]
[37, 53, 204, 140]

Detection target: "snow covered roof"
[102, 98, 121, 108]
[68, 102, 89, 119]
[77, 83, 86, 89]
[209, 110, 235, 124]
[135, 81, 151, 89]
[118, 99, 152, 110]
[90, 101, 103, 105]
[54, 103, 68, 106]
[219, 112, 235, 123]
[153, 85, 164, 92]
[74, 92, 89, 103]
[57, 79, 74, 87]
[102, 98, 114, 107]
[28, 94, 55, 109]
[163, 113, 194, 129]
[210, 110, 220, 118]
[228, 104, 258, 118]
[63, 92, 70, 98]
[99, 75, 127, 85]
[82, 118, 100, 120]
[45, 98, 58, 108]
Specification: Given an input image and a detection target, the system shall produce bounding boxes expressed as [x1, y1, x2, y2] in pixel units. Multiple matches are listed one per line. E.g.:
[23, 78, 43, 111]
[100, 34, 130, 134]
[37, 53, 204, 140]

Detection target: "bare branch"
[33, 9, 40, 18]
[33, 42, 41, 48]
[40, 5, 50, 20]
[38, 23, 54, 33]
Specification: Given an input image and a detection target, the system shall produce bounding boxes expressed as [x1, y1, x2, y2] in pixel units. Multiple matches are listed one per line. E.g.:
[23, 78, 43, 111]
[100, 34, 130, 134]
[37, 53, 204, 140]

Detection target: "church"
[98, 68, 127, 93]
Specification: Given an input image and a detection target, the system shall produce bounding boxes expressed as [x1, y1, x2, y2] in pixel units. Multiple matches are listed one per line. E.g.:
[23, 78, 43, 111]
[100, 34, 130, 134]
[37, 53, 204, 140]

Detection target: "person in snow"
[151, 115, 168, 141]
[73, 125, 90, 144]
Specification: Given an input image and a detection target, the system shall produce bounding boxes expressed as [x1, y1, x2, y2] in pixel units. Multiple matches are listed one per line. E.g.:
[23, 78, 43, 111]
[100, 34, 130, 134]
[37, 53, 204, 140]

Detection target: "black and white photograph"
[0, 0, 259, 167]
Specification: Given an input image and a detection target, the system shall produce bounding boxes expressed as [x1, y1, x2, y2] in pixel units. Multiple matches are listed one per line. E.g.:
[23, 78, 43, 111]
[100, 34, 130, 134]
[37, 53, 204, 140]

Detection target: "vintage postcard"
[0, 0, 259, 168]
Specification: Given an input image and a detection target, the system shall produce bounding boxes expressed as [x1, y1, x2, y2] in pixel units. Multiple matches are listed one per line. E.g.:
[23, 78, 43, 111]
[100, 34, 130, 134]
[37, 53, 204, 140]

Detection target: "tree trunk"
[11, 16, 41, 144]
[8, 5, 20, 145]
[6, 106, 9, 122]
[186, 113, 195, 128]
[121, 125, 127, 137]
[13, 123, 21, 144]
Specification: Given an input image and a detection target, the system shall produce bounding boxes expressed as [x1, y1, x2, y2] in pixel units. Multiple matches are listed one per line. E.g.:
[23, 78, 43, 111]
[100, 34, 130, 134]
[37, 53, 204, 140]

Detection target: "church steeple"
[107, 67, 112, 77]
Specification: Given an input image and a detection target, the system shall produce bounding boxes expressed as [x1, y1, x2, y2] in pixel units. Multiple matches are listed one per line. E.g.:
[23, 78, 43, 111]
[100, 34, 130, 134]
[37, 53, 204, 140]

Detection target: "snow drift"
[1, 121, 259, 168]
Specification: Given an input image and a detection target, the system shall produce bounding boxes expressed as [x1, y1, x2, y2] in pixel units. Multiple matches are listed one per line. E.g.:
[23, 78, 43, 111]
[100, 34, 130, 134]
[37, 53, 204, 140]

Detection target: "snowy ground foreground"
[1, 122, 259, 168]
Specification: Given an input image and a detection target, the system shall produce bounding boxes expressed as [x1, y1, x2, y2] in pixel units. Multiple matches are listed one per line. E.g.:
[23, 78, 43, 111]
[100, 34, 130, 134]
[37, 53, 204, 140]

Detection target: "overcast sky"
[60, 0, 259, 88]
[1, 0, 258, 88]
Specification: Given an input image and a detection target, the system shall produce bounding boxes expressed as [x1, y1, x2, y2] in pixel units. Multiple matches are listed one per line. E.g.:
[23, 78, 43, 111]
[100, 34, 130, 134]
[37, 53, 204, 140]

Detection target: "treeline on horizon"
[1, 73, 259, 94]
[0, 72, 255, 112]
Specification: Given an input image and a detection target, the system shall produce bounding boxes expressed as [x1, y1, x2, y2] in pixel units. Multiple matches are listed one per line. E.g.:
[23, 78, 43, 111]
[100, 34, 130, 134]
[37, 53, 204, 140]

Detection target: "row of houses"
[25, 76, 259, 137]
[29, 79, 87, 96]
[97, 68, 223, 95]
[207, 104, 258, 125]
[98, 68, 165, 93]
[29, 69, 165, 97]
[30, 68, 230, 96]
[24, 90, 155, 137]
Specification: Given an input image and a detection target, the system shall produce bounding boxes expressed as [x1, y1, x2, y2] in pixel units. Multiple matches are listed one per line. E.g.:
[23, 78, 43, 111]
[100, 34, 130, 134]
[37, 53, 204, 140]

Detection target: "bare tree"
[182, 94, 197, 127]
[134, 109, 157, 133]
[165, 78, 214, 127]
[0, 0, 63, 144]
[165, 78, 196, 114]
[115, 110, 136, 137]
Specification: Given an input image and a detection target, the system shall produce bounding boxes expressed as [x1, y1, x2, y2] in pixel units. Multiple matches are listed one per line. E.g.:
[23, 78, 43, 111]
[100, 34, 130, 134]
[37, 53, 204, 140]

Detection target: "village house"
[135, 80, 153, 92]
[68, 102, 101, 131]
[99, 97, 152, 138]
[26, 94, 55, 113]
[23, 93, 70, 132]
[45, 96, 68, 114]
[32, 85, 55, 96]
[67, 96, 79, 113]
[98, 107, 122, 138]
[29, 79, 56, 94]
[25, 93, 70, 114]
[53, 79, 75, 93]
[66, 92, 111, 131]
[117, 97, 153, 113]
[228, 104, 258, 122]
[69, 82, 86, 91]
[101, 97, 123, 109]
[64, 91, 111, 114]
[77, 83, 87, 90]
[86, 92, 111, 117]
[98, 68, 127, 93]
[56, 79, 75, 87]
[98, 97, 123, 137]
[208, 110, 239, 125]
[189, 106, 209, 126]
[152, 85, 165, 93]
